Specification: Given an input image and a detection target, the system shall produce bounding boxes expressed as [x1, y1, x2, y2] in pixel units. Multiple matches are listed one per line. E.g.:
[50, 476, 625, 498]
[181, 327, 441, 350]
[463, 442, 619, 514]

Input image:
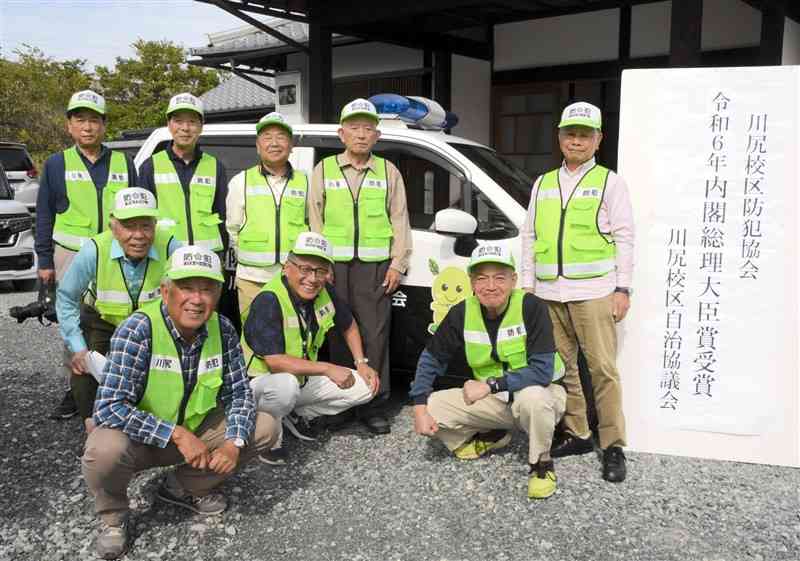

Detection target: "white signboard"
[618, 67, 799, 467]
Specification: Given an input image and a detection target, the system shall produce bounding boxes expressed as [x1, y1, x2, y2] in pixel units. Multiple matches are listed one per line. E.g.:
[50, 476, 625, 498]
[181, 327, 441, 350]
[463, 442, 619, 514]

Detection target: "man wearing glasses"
[410, 242, 567, 500]
[226, 112, 309, 316]
[309, 98, 413, 435]
[241, 232, 380, 464]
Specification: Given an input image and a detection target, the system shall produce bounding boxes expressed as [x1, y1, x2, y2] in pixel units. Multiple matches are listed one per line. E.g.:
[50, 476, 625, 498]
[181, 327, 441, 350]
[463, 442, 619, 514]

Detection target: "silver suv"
[0, 142, 39, 214]
[0, 162, 37, 291]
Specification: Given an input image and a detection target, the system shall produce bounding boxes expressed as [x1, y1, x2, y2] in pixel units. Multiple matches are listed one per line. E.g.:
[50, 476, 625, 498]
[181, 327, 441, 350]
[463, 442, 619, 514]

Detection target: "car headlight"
[5, 215, 33, 234]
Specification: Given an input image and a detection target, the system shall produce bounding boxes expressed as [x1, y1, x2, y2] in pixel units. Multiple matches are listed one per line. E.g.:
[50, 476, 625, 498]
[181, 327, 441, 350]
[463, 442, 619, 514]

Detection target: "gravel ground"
[0, 285, 798, 561]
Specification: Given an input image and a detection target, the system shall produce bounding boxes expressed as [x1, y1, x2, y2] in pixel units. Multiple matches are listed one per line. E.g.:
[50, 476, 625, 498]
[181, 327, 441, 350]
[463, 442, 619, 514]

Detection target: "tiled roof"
[200, 73, 275, 114]
[191, 18, 308, 56]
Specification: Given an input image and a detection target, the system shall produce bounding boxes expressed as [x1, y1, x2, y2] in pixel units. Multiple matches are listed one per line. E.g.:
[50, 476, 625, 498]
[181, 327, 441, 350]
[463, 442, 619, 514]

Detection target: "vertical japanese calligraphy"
[740, 113, 767, 280]
[660, 228, 687, 409]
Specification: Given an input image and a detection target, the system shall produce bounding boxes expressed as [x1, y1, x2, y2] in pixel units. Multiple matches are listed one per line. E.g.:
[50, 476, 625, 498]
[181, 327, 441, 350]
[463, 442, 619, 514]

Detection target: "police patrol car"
[134, 95, 533, 377]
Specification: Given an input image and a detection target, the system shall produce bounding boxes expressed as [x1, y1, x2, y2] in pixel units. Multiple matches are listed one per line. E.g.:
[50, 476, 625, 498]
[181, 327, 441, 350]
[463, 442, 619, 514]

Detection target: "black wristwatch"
[615, 287, 632, 296]
[486, 377, 501, 394]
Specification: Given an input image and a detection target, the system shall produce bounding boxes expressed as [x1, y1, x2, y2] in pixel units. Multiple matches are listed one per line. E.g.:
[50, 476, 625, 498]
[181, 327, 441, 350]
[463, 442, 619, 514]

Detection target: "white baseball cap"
[256, 111, 293, 136]
[558, 101, 602, 130]
[167, 93, 204, 119]
[291, 232, 334, 264]
[468, 242, 516, 273]
[67, 90, 106, 116]
[166, 246, 224, 283]
[111, 188, 158, 220]
[340, 98, 379, 125]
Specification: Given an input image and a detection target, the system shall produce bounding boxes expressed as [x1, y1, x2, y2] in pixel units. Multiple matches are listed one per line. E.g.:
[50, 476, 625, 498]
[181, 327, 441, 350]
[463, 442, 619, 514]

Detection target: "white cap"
[166, 246, 224, 283]
[291, 232, 334, 264]
[256, 111, 293, 136]
[468, 242, 516, 273]
[111, 188, 158, 220]
[340, 98, 379, 125]
[558, 101, 602, 130]
[67, 90, 106, 116]
[167, 93, 204, 119]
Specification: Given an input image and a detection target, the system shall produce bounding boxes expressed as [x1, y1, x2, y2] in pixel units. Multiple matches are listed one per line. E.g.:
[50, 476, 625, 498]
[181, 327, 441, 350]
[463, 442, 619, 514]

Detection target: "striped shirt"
[93, 303, 255, 448]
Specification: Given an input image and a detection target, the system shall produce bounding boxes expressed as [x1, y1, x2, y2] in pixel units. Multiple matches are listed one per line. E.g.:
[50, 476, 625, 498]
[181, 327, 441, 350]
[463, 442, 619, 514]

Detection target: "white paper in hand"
[85, 351, 108, 383]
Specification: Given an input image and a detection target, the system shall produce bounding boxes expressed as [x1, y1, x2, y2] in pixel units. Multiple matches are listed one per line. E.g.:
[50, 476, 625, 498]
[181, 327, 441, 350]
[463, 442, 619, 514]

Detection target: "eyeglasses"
[287, 259, 330, 279]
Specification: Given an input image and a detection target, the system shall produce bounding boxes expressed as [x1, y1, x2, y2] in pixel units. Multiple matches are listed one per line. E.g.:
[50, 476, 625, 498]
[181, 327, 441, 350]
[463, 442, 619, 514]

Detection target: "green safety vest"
[137, 301, 224, 433]
[89, 229, 173, 326]
[463, 289, 565, 382]
[242, 275, 336, 386]
[533, 165, 616, 280]
[152, 150, 223, 251]
[53, 146, 130, 251]
[321, 155, 393, 262]
[237, 166, 309, 267]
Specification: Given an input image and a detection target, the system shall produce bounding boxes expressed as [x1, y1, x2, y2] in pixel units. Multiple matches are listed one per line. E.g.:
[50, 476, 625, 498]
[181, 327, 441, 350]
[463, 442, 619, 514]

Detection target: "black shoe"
[361, 414, 390, 435]
[602, 446, 627, 483]
[50, 390, 78, 420]
[258, 447, 288, 466]
[550, 434, 594, 458]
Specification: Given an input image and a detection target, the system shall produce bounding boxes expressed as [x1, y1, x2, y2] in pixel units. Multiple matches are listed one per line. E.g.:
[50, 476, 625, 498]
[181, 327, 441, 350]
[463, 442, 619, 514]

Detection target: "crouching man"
[241, 232, 380, 464]
[82, 246, 278, 560]
[410, 242, 567, 499]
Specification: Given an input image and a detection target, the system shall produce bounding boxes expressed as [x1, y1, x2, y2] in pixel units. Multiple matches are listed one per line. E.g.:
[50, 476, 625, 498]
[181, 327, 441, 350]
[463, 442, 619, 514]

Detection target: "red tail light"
[26, 167, 38, 179]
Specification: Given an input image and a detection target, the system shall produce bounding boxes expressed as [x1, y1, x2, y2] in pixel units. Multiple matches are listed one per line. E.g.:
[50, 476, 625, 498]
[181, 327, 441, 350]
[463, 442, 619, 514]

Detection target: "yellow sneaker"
[453, 431, 512, 460]
[528, 461, 557, 499]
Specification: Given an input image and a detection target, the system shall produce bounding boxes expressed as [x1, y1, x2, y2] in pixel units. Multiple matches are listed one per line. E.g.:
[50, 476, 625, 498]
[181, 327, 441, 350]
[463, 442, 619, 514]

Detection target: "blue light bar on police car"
[369, 94, 459, 130]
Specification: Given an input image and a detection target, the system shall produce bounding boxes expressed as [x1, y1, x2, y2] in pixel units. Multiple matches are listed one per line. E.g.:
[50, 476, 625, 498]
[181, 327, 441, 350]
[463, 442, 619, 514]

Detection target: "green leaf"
[428, 258, 439, 275]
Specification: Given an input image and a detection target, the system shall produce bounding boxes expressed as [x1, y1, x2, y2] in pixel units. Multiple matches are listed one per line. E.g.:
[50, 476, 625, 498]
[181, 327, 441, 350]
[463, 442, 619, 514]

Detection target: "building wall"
[450, 55, 491, 145]
[784, 17, 800, 65]
[332, 42, 423, 78]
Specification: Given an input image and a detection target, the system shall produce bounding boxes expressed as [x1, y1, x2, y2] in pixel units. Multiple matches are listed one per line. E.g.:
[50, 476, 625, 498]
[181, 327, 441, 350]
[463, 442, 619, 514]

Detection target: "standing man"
[36, 89, 139, 420]
[242, 233, 379, 464]
[83, 246, 278, 560]
[226, 112, 309, 317]
[520, 101, 634, 483]
[309, 98, 412, 435]
[56, 188, 179, 434]
[139, 93, 227, 252]
[410, 243, 566, 499]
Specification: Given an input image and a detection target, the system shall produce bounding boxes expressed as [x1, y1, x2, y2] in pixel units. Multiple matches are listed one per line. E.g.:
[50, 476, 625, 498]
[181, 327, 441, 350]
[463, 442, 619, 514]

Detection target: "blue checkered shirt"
[93, 303, 255, 448]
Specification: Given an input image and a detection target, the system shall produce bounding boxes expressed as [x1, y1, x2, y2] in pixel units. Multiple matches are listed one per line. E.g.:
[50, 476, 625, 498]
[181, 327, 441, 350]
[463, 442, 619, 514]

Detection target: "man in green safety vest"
[226, 112, 309, 317]
[520, 101, 635, 483]
[409, 242, 567, 500]
[56, 187, 180, 435]
[241, 232, 380, 465]
[35, 89, 139, 421]
[138, 93, 228, 253]
[309, 98, 413, 435]
[82, 245, 278, 560]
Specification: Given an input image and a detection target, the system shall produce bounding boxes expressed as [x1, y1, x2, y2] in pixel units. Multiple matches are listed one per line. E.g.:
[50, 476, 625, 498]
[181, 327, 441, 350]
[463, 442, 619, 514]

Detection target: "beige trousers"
[55, 246, 78, 388]
[427, 384, 566, 465]
[236, 277, 266, 319]
[546, 293, 627, 449]
[82, 408, 278, 525]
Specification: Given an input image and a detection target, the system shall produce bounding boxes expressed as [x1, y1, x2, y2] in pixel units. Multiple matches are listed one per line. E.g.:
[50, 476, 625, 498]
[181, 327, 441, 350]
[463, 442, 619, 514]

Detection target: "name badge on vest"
[65, 171, 91, 181]
[325, 179, 347, 190]
[287, 188, 306, 198]
[364, 179, 387, 190]
[109, 173, 128, 183]
[576, 188, 601, 198]
[193, 176, 216, 187]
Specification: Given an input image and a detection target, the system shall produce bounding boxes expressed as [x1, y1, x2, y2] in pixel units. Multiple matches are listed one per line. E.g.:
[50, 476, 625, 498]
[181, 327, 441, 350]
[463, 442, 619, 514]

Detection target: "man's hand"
[70, 350, 89, 376]
[413, 405, 438, 436]
[38, 269, 55, 284]
[612, 292, 630, 322]
[356, 363, 380, 395]
[324, 363, 355, 389]
[462, 379, 491, 406]
[171, 426, 211, 470]
[382, 268, 401, 295]
[209, 441, 240, 475]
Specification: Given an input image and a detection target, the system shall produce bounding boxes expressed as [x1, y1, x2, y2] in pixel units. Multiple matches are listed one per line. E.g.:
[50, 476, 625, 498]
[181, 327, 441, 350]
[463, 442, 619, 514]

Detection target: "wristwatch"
[231, 438, 246, 449]
[615, 287, 632, 296]
[486, 377, 501, 394]
[354, 357, 369, 366]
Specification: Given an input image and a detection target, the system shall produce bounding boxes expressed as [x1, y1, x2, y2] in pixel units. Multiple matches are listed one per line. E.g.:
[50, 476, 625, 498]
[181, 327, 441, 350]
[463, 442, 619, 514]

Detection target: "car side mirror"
[435, 209, 478, 257]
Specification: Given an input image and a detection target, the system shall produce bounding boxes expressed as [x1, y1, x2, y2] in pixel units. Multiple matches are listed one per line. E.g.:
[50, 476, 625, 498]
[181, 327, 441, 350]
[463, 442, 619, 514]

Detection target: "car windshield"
[0, 147, 32, 171]
[0, 164, 13, 199]
[448, 143, 534, 207]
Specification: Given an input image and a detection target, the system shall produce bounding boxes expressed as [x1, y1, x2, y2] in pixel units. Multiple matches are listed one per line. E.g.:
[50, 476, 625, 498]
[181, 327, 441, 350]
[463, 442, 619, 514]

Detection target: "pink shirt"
[520, 158, 635, 303]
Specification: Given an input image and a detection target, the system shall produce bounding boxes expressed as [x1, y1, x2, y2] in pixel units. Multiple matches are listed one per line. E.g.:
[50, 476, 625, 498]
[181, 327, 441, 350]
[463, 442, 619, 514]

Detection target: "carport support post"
[669, 0, 703, 67]
[433, 50, 451, 111]
[760, 0, 786, 65]
[309, 23, 333, 123]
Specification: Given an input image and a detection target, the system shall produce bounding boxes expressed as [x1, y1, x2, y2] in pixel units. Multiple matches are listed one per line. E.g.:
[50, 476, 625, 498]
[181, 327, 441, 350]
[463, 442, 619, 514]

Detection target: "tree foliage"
[0, 40, 219, 164]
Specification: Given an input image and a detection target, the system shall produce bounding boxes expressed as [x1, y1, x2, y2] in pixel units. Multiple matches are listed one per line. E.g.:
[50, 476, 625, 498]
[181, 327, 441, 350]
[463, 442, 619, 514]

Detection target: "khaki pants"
[82, 408, 278, 525]
[55, 246, 78, 389]
[546, 293, 626, 449]
[427, 384, 566, 465]
[236, 277, 266, 319]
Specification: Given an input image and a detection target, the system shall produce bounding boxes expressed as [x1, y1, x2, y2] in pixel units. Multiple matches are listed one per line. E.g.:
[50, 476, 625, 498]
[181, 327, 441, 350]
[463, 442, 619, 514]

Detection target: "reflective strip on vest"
[52, 230, 89, 249]
[536, 188, 560, 200]
[496, 323, 526, 343]
[94, 290, 130, 304]
[192, 238, 221, 250]
[65, 170, 91, 181]
[153, 173, 180, 184]
[324, 179, 348, 190]
[332, 246, 355, 259]
[534, 263, 558, 278]
[198, 353, 223, 376]
[357, 246, 390, 259]
[246, 185, 270, 196]
[150, 354, 182, 374]
[562, 259, 615, 277]
[236, 250, 277, 265]
[463, 330, 491, 345]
